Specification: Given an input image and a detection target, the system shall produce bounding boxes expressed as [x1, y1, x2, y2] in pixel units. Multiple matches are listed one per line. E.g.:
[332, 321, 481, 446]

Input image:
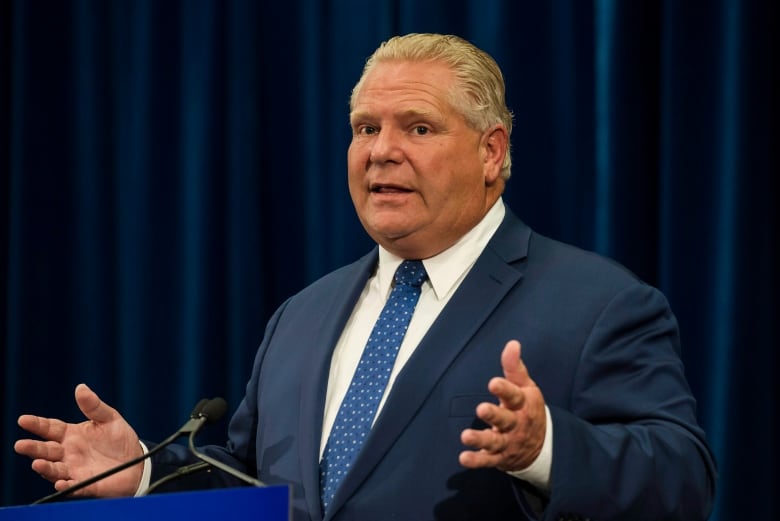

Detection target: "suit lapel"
[296, 251, 378, 520]
[326, 211, 531, 517]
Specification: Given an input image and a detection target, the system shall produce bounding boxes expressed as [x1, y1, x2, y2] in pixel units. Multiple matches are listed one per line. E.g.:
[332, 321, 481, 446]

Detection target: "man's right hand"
[14, 383, 143, 498]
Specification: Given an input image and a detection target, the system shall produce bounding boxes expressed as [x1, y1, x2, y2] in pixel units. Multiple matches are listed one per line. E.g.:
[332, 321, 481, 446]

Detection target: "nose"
[368, 128, 404, 164]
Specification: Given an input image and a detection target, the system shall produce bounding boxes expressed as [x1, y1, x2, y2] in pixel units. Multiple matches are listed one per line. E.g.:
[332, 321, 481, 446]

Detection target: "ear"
[481, 125, 509, 184]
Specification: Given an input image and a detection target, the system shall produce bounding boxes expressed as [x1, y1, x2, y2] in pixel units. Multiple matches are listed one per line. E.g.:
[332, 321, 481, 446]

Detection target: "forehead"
[351, 60, 458, 116]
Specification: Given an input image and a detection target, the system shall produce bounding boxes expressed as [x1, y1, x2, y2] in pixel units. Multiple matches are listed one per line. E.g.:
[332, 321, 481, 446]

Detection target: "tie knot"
[394, 260, 427, 288]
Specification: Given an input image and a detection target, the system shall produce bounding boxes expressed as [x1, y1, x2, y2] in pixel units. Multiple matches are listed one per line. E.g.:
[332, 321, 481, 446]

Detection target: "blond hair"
[350, 33, 513, 180]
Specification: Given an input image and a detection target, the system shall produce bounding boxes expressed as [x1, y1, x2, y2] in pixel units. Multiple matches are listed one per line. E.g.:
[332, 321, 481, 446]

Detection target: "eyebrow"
[350, 108, 438, 124]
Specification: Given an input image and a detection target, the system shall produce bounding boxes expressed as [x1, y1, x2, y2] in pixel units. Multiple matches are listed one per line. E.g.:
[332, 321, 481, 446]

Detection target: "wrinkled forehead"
[351, 58, 457, 108]
[350, 60, 459, 116]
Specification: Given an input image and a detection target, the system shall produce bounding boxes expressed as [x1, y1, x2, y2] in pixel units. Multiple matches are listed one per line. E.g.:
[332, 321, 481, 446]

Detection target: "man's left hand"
[459, 340, 547, 472]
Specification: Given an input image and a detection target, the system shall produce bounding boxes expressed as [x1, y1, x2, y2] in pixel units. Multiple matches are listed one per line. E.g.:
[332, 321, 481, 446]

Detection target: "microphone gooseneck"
[141, 397, 265, 495]
[187, 398, 265, 488]
[140, 461, 212, 495]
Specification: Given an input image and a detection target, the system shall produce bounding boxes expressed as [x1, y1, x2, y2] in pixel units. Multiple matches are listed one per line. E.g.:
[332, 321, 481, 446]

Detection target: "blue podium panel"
[0, 485, 290, 521]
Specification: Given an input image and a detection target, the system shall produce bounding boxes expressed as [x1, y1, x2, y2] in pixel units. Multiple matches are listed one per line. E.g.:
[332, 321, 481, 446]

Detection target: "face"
[348, 60, 507, 260]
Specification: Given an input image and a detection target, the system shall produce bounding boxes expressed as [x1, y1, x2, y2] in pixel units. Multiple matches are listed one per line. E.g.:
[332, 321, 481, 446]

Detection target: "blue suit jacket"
[152, 208, 716, 520]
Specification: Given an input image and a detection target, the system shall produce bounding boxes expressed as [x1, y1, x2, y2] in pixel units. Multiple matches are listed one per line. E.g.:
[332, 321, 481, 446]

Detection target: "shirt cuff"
[133, 440, 153, 496]
[507, 405, 552, 493]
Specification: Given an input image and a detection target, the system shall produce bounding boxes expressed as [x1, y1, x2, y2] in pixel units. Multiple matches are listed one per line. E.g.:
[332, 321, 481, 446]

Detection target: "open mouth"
[370, 184, 412, 194]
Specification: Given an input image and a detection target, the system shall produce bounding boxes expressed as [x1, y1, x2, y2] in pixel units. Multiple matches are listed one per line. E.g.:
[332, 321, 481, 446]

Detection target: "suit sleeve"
[542, 283, 717, 521]
[147, 298, 292, 491]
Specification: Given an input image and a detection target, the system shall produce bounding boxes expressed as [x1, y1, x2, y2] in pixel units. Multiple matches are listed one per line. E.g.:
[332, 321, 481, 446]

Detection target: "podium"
[0, 485, 291, 520]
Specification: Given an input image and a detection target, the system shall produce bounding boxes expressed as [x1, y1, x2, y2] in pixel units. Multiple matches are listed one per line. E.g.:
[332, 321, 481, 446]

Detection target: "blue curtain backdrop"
[1, 1, 777, 519]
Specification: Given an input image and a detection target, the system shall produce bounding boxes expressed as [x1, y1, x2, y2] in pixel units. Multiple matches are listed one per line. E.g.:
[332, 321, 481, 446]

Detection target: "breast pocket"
[449, 394, 496, 417]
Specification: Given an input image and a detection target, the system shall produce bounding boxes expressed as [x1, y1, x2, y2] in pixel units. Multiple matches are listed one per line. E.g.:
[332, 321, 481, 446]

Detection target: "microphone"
[187, 397, 265, 487]
[32, 398, 218, 505]
[140, 398, 229, 495]
[141, 397, 264, 494]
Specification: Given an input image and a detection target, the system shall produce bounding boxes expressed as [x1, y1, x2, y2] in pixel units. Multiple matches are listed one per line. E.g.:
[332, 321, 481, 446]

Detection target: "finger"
[458, 448, 504, 469]
[54, 478, 80, 492]
[475, 401, 518, 432]
[14, 439, 65, 461]
[500, 340, 533, 388]
[486, 377, 526, 410]
[31, 458, 71, 483]
[75, 383, 118, 424]
[458, 430, 510, 469]
[461, 426, 506, 453]
[17, 415, 68, 442]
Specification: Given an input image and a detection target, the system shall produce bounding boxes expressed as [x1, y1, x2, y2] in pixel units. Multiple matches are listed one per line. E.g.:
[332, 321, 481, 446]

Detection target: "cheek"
[427, 164, 477, 200]
[347, 149, 365, 189]
[347, 174, 366, 213]
[348, 139, 368, 165]
[427, 169, 485, 217]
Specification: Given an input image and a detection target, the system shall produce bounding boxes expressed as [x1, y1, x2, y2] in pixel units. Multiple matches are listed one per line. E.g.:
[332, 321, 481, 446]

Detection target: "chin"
[364, 217, 416, 240]
[377, 235, 446, 260]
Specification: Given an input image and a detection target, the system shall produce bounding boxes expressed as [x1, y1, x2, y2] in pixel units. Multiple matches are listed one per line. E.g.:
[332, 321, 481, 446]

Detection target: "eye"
[358, 125, 378, 136]
[413, 126, 429, 136]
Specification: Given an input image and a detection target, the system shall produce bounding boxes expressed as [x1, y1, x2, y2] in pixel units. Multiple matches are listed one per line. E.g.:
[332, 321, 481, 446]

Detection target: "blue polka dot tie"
[319, 260, 428, 512]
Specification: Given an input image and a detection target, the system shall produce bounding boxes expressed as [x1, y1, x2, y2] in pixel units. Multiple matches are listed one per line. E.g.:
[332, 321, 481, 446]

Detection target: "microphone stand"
[140, 461, 212, 495]
[187, 428, 265, 487]
[141, 396, 264, 494]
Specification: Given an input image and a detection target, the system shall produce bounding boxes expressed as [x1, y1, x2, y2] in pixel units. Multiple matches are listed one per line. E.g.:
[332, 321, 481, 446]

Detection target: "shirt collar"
[376, 198, 506, 300]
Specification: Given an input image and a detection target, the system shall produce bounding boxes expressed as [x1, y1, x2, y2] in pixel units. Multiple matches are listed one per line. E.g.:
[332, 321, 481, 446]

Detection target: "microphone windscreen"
[190, 398, 210, 418]
[200, 397, 228, 423]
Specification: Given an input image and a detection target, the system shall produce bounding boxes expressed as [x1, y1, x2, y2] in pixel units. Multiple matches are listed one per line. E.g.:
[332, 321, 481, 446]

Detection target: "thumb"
[75, 383, 118, 424]
[500, 340, 533, 388]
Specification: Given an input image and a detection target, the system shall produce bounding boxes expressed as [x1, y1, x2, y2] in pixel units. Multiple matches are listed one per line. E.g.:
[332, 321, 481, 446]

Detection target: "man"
[15, 33, 716, 520]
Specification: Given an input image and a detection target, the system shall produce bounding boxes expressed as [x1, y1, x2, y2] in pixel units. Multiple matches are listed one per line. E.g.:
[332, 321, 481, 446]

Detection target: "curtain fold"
[1, 1, 777, 519]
